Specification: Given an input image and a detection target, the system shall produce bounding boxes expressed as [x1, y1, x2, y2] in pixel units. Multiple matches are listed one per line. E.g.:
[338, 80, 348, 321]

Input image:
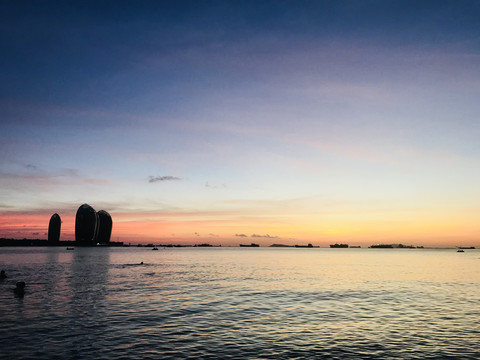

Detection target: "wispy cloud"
[205, 181, 226, 189]
[235, 233, 248, 237]
[251, 234, 279, 239]
[0, 168, 110, 193]
[149, 176, 182, 183]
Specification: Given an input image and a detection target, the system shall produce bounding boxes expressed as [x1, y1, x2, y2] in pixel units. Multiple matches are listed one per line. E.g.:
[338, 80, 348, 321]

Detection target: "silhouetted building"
[75, 204, 97, 245]
[94, 210, 112, 244]
[48, 213, 61, 243]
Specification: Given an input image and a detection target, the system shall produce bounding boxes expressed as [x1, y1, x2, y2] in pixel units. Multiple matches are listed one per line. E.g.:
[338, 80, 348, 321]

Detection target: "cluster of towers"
[47, 204, 112, 245]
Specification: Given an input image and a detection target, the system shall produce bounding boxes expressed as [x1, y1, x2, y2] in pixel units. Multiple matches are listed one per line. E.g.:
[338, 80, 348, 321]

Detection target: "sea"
[1, 246, 479, 359]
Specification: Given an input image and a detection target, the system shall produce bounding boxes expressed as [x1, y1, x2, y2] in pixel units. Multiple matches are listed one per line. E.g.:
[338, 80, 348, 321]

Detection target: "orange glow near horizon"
[0, 213, 76, 240]
[1, 208, 479, 247]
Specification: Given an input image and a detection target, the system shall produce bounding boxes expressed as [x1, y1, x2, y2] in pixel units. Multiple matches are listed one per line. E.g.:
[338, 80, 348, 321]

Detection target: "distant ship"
[240, 243, 259, 247]
[369, 244, 416, 249]
[330, 243, 348, 248]
[295, 243, 319, 248]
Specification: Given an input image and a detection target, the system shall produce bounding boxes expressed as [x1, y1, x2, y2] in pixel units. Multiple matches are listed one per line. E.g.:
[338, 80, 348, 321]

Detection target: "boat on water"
[240, 243, 259, 247]
[295, 243, 319, 248]
[330, 243, 348, 248]
[457, 249, 465, 252]
[66, 247, 74, 250]
[370, 243, 418, 249]
[152, 247, 159, 250]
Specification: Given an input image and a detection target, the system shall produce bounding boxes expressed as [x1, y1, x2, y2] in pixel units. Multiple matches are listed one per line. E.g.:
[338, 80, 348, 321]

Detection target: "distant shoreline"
[0, 238, 124, 247]
[0, 238, 465, 249]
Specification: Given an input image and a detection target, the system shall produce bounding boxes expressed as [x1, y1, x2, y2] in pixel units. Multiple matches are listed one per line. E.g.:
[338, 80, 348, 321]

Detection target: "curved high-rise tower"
[48, 213, 61, 243]
[94, 210, 113, 244]
[75, 204, 97, 245]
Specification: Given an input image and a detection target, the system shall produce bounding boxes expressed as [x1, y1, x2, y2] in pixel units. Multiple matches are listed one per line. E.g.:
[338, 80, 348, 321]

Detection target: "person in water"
[14, 281, 25, 296]
[0, 270, 6, 279]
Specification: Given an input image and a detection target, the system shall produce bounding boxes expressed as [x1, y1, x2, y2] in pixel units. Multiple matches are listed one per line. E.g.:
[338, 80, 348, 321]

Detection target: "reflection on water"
[70, 248, 110, 314]
[68, 249, 111, 354]
[1, 247, 480, 359]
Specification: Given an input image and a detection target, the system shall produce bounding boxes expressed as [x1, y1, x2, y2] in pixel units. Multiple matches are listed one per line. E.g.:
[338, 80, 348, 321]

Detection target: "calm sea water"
[1, 246, 480, 359]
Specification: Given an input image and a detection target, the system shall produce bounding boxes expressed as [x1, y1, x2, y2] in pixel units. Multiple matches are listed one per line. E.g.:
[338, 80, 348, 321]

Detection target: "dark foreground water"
[1, 247, 480, 359]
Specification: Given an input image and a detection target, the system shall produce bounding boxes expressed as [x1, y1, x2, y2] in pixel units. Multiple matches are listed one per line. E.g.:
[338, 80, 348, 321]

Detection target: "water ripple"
[1, 247, 480, 359]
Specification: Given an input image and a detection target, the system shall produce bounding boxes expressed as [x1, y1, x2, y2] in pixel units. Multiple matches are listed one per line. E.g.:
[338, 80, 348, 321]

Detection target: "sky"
[1, 0, 480, 247]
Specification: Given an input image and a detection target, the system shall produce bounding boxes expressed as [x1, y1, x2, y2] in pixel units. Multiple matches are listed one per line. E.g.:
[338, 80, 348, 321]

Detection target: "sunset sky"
[1, 0, 480, 246]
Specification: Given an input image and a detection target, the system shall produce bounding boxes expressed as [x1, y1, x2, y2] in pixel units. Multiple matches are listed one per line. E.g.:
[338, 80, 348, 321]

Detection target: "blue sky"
[1, 1, 480, 245]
